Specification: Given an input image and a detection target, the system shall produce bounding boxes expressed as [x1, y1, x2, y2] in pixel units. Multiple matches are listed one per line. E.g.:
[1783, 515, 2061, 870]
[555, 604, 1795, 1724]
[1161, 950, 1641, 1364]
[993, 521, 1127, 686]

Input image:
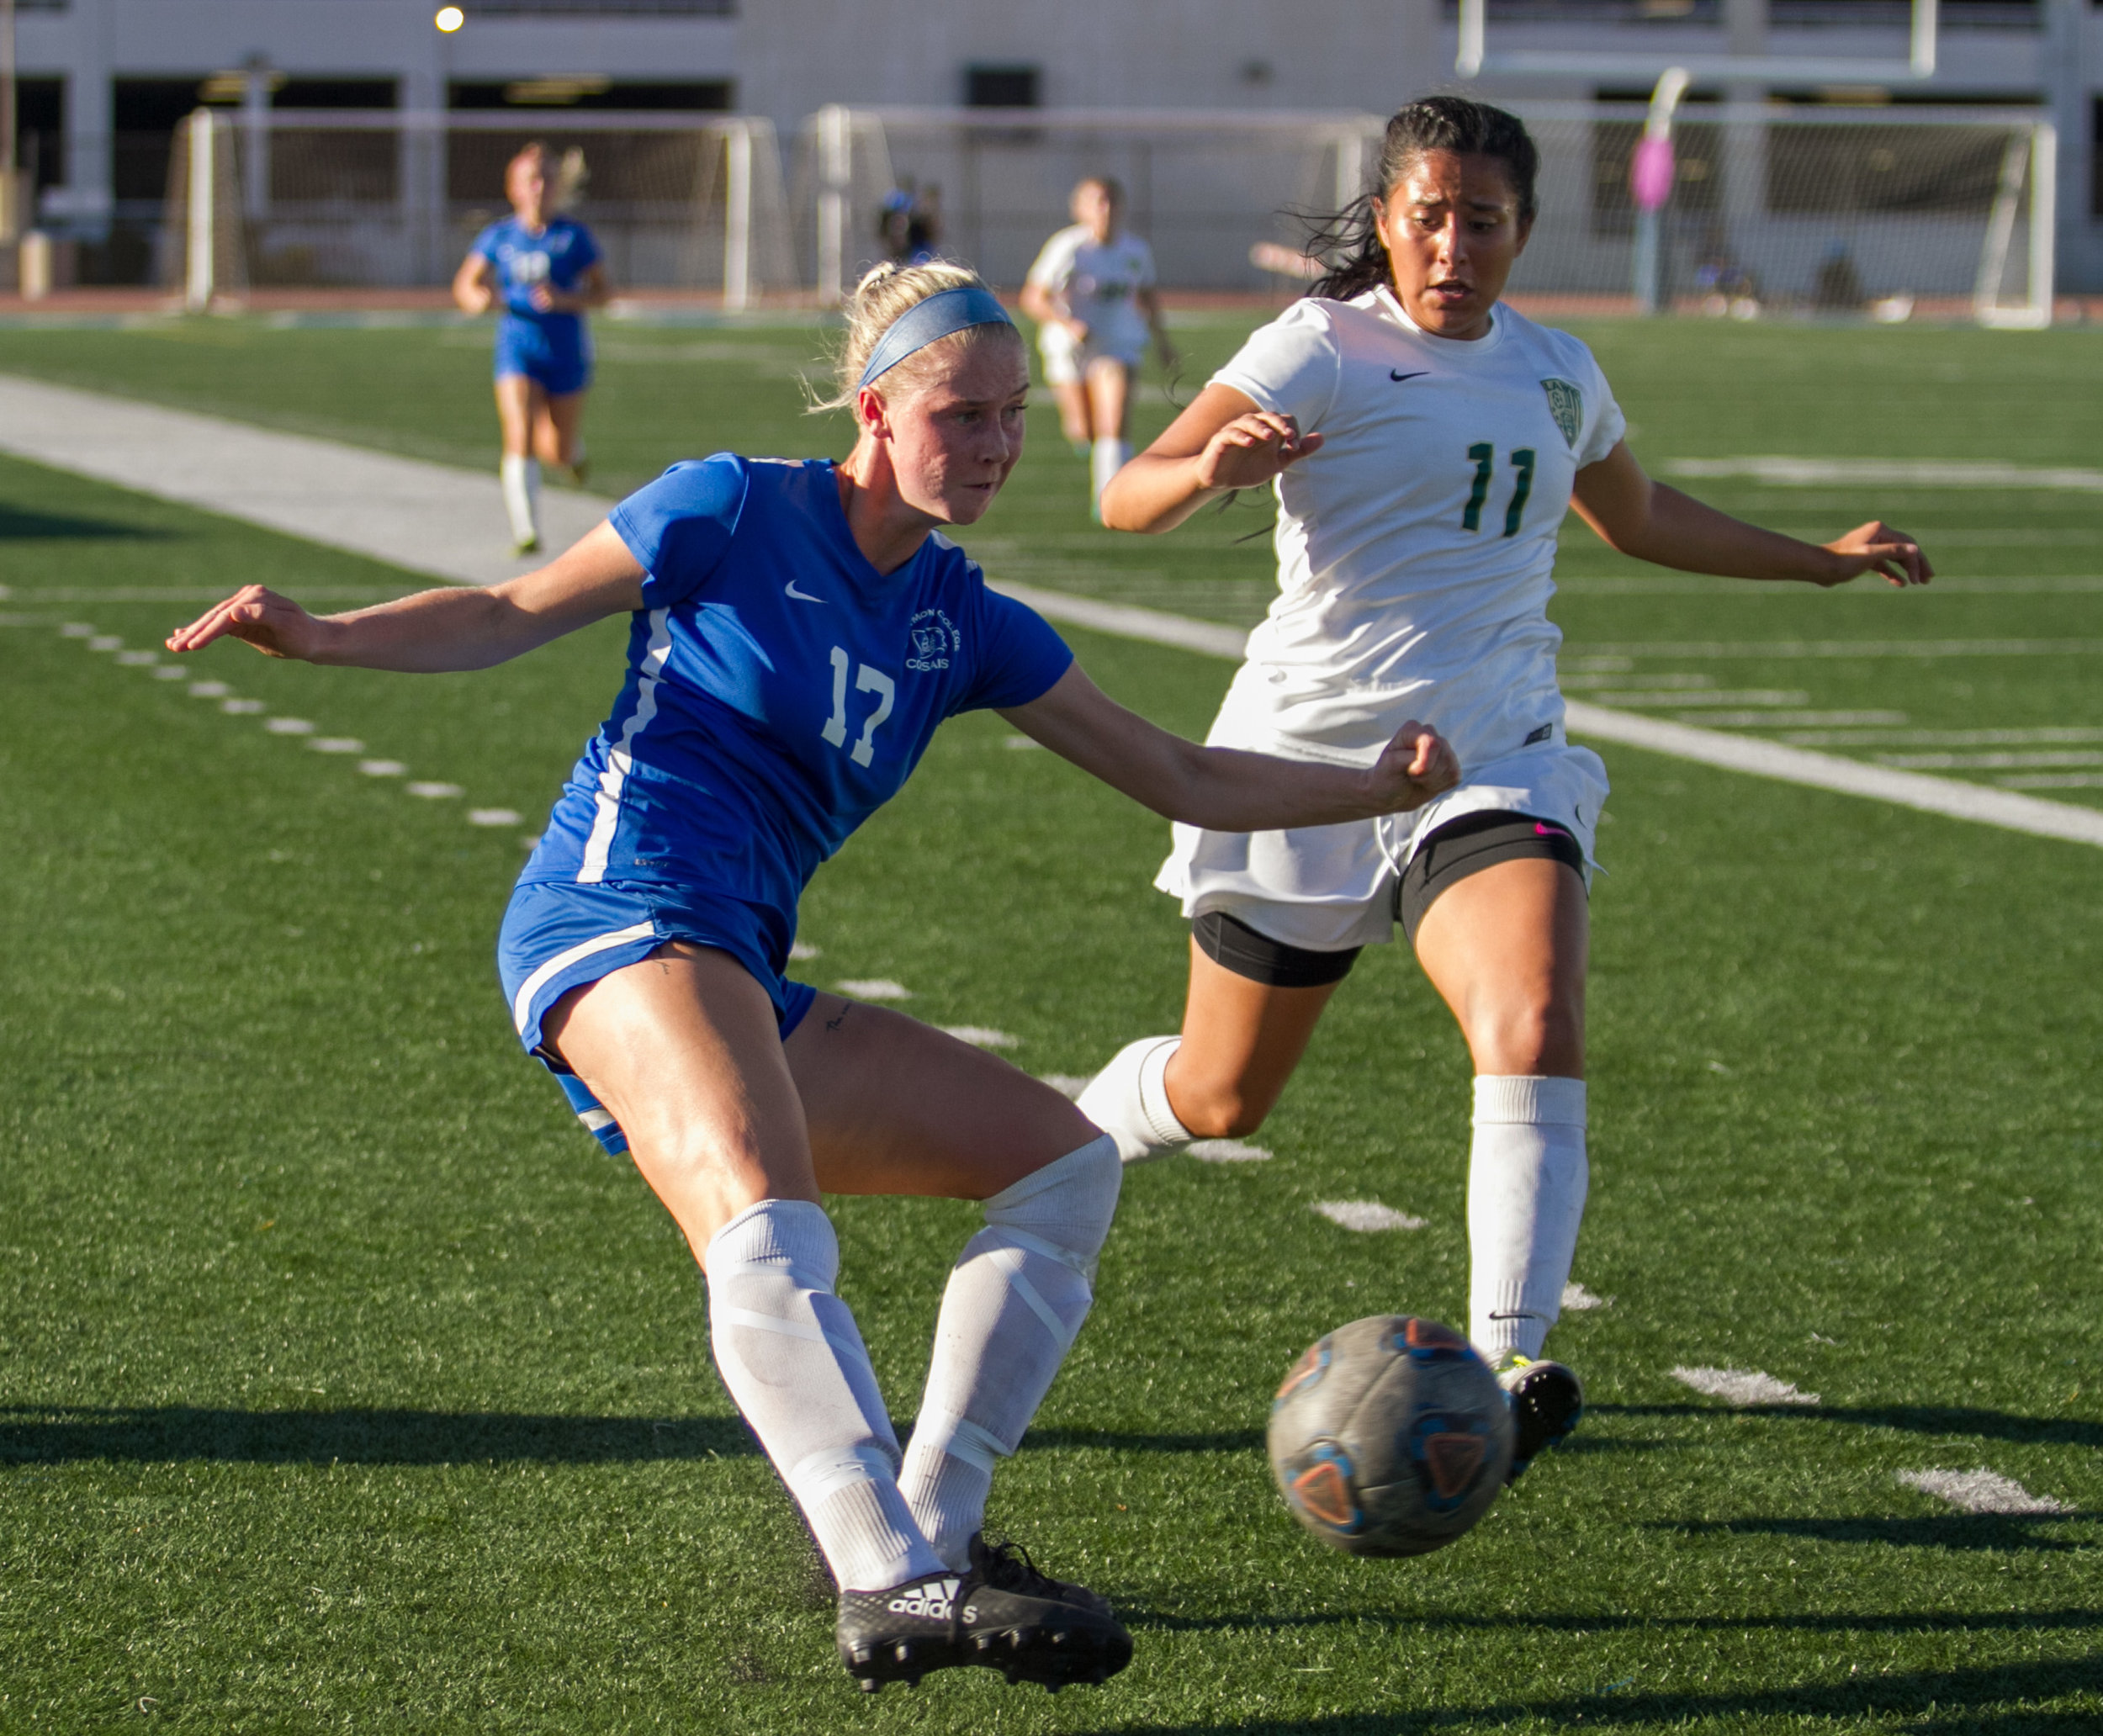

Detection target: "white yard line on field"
[999, 585, 2103, 851]
[3, 377, 2097, 853]
[1897, 1469, 2069, 1515]
[1666, 456, 2103, 492]
[1571, 638, 2103, 660]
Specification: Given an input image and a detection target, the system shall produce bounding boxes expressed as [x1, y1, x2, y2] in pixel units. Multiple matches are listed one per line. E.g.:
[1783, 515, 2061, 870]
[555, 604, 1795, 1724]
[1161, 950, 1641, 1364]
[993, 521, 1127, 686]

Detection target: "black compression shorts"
[1395, 810, 1586, 944]
[1190, 810, 1588, 987]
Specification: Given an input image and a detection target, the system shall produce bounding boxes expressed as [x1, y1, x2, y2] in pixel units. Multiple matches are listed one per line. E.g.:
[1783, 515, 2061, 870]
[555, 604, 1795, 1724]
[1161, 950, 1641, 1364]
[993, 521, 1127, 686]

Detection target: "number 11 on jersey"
[1461, 443, 1536, 538]
[822, 645, 896, 768]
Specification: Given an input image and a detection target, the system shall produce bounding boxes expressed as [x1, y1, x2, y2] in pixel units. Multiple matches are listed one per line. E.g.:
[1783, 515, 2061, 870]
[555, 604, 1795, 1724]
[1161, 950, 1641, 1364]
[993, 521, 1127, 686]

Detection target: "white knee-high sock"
[1468, 1076, 1588, 1363]
[1074, 1035, 1192, 1165]
[500, 455, 541, 547]
[706, 1199, 946, 1593]
[1089, 436, 1130, 505]
[898, 1135, 1121, 1569]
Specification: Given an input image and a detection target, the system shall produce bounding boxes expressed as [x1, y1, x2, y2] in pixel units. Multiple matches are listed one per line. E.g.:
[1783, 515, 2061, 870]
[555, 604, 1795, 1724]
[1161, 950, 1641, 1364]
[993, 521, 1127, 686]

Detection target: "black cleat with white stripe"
[835, 1535, 1131, 1695]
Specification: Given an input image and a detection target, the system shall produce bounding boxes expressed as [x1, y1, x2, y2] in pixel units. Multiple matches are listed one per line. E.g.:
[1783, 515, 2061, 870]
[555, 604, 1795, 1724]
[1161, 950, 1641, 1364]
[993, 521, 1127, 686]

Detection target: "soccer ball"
[1267, 1314, 1514, 1558]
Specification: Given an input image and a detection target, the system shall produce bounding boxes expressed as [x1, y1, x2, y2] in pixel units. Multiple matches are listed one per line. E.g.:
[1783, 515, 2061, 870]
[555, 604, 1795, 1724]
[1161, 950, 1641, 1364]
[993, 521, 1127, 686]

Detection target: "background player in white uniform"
[1080, 97, 1931, 1478]
[1020, 177, 1177, 515]
[167, 262, 1457, 1695]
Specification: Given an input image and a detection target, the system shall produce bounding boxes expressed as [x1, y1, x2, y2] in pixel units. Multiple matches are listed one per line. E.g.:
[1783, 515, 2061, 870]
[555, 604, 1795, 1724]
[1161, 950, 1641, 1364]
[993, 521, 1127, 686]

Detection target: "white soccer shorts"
[1156, 742, 1610, 953]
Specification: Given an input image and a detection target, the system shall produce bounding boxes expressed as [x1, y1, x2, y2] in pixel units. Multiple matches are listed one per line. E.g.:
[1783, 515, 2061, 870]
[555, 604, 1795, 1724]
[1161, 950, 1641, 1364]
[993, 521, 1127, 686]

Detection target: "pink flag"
[1630, 135, 1676, 213]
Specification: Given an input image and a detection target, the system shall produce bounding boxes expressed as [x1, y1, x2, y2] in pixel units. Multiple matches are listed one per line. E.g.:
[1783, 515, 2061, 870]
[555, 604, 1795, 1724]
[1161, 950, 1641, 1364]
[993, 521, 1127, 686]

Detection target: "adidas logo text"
[886, 1576, 960, 1619]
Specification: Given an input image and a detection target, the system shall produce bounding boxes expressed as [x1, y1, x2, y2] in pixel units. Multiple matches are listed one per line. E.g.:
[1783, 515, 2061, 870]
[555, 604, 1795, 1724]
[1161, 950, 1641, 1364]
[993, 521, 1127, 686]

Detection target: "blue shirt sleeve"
[951, 574, 1074, 715]
[610, 456, 751, 609]
[567, 221, 601, 275]
[472, 220, 505, 263]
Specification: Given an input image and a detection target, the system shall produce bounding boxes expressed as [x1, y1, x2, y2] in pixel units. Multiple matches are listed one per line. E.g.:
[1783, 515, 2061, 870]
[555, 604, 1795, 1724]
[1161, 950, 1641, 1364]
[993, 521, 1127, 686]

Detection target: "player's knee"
[1469, 990, 1582, 1076]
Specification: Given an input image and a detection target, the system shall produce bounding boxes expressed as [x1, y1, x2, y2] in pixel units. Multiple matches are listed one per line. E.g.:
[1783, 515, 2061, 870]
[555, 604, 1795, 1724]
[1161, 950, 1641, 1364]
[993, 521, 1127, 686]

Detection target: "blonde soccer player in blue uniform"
[1080, 96, 1931, 1483]
[453, 141, 611, 553]
[171, 262, 1458, 1696]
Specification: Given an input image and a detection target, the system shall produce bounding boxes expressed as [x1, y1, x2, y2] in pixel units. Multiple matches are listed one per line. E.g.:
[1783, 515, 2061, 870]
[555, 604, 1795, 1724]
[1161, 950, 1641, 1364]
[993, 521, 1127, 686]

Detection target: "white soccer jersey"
[1207, 284, 1624, 776]
[1025, 225, 1157, 360]
[1152, 286, 1625, 950]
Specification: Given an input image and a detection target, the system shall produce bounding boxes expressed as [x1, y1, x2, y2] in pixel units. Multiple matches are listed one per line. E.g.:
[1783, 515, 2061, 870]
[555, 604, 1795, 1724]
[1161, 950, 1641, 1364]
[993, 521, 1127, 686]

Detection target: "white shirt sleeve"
[1210, 301, 1342, 431]
[1026, 227, 1080, 291]
[1576, 347, 1627, 468]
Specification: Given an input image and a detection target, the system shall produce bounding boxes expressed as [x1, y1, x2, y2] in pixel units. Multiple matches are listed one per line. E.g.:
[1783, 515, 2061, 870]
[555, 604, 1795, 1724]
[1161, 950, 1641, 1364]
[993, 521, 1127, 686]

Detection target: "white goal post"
[1502, 101, 2055, 328]
[163, 108, 796, 304]
[794, 105, 1384, 303]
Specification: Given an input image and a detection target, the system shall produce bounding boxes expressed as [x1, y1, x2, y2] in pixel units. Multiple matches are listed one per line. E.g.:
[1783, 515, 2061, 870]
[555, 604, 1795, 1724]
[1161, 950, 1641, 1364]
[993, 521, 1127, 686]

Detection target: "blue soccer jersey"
[474, 214, 601, 323]
[518, 455, 1074, 966]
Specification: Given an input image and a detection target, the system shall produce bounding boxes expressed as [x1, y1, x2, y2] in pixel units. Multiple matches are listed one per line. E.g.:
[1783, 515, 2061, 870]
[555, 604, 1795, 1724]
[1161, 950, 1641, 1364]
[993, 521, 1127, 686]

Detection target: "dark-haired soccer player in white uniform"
[171, 261, 1458, 1695]
[1082, 96, 1931, 1479]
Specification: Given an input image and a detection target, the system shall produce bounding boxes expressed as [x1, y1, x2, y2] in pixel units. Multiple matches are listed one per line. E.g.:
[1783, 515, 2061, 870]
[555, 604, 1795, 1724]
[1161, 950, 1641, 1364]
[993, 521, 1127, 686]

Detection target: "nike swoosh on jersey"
[1389, 370, 1429, 383]
[783, 580, 825, 603]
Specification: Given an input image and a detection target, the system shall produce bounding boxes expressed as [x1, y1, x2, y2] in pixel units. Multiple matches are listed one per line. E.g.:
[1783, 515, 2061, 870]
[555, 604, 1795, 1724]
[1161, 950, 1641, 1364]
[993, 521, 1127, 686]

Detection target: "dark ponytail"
[1303, 96, 1539, 302]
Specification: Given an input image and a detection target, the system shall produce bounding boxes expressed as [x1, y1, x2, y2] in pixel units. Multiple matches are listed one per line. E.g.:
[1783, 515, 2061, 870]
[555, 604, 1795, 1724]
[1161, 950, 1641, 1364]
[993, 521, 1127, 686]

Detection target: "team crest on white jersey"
[1540, 378, 1584, 451]
[907, 608, 958, 672]
[887, 1575, 960, 1619]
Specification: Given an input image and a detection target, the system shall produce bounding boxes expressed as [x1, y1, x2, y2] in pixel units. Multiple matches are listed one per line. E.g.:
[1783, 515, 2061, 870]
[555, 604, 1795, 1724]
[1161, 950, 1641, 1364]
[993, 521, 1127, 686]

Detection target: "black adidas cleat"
[834, 1540, 1131, 1696]
[1493, 1352, 1585, 1484]
[962, 1531, 1111, 1617]
[956, 1534, 1131, 1691]
[836, 1570, 970, 1694]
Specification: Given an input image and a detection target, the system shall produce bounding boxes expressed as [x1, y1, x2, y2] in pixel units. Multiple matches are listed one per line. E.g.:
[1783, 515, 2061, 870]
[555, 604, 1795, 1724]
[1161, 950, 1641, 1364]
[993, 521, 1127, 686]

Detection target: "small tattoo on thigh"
[825, 1004, 853, 1034]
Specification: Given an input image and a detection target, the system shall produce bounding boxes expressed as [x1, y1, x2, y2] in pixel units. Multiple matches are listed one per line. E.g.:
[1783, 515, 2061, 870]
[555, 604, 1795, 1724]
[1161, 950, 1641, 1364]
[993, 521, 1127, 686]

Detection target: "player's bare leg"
[1051, 378, 1092, 451]
[1083, 357, 1133, 515]
[1163, 943, 1343, 1138]
[536, 389, 590, 484]
[493, 374, 543, 551]
[1414, 857, 1590, 1476]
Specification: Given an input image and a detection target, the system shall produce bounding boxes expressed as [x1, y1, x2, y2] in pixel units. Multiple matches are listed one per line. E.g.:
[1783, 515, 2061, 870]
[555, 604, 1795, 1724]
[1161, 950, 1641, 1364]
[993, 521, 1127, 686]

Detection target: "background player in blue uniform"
[453, 141, 610, 554]
[169, 262, 1458, 1696]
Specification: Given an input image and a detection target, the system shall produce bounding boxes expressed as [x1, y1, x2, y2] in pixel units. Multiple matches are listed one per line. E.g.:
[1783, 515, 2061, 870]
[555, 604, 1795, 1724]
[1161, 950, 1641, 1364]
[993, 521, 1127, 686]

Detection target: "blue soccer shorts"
[497, 879, 817, 1156]
[493, 315, 592, 397]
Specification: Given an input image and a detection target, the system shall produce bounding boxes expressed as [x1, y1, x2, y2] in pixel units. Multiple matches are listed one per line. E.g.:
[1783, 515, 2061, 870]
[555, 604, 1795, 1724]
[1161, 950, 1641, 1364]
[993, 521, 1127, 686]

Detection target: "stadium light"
[435, 6, 465, 32]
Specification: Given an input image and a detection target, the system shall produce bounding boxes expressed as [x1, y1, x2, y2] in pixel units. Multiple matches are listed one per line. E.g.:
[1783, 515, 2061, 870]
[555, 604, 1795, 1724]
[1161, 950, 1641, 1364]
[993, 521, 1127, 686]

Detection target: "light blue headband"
[857, 285, 1014, 390]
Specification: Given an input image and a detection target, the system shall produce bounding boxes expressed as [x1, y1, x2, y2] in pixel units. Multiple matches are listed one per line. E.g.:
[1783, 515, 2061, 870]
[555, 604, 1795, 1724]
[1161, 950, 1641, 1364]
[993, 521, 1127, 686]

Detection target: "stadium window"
[446, 80, 734, 111]
[2095, 97, 2103, 216]
[964, 66, 1041, 108]
[14, 77, 64, 192]
[111, 78, 228, 204]
[273, 80, 400, 111]
[1767, 124, 2011, 214]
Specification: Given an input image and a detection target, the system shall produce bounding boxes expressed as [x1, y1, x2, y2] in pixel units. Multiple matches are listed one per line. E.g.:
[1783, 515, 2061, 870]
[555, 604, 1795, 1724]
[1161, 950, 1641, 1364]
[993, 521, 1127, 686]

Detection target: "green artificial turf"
[2, 316, 2101, 1731]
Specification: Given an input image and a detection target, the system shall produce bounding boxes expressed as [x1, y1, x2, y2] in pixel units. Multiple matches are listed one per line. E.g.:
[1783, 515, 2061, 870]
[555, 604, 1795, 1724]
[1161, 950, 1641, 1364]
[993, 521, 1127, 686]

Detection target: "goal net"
[161, 109, 797, 303]
[790, 105, 1381, 300]
[1500, 102, 2054, 326]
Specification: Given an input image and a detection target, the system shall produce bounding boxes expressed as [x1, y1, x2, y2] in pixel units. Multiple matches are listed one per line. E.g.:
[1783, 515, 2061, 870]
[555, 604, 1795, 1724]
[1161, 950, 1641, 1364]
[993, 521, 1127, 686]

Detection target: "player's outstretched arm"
[1099, 384, 1323, 535]
[1572, 441, 1931, 588]
[1002, 664, 1458, 831]
[165, 522, 647, 672]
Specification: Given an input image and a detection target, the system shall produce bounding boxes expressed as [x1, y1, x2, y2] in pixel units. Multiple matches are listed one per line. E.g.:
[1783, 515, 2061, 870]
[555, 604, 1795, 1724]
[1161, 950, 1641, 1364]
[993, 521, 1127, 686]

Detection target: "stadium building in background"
[5, 0, 2100, 293]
